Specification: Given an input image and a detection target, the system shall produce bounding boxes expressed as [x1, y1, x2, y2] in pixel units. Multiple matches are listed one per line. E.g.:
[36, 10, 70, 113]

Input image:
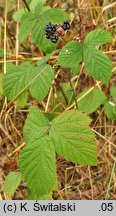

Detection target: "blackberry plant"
[3, 0, 114, 200]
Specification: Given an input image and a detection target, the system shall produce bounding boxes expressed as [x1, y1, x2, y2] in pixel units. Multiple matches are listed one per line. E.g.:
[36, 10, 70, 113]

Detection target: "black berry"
[50, 35, 59, 43]
[46, 35, 50, 39]
[61, 21, 70, 31]
[45, 32, 51, 39]
[45, 23, 56, 35]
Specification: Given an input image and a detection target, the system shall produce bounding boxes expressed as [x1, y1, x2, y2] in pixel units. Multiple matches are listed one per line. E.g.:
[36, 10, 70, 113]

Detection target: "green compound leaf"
[3, 62, 54, 103]
[19, 107, 98, 198]
[57, 41, 84, 68]
[4, 172, 22, 196]
[84, 46, 112, 85]
[84, 29, 112, 46]
[23, 106, 49, 143]
[78, 88, 107, 114]
[50, 110, 97, 165]
[19, 136, 57, 196]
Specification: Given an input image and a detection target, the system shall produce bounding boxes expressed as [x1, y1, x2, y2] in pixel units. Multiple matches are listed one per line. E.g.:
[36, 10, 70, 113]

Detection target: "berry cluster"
[61, 21, 71, 31]
[45, 23, 59, 43]
[45, 21, 70, 43]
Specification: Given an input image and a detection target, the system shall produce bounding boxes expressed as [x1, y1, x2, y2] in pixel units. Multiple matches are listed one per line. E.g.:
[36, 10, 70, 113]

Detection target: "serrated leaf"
[6, 63, 15, 72]
[3, 62, 54, 103]
[32, 23, 56, 53]
[35, 5, 48, 17]
[50, 110, 97, 165]
[105, 101, 116, 120]
[4, 172, 22, 196]
[13, 8, 25, 22]
[23, 106, 49, 143]
[39, 8, 70, 23]
[3, 62, 35, 100]
[19, 136, 57, 196]
[29, 64, 54, 102]
[30, 0, 46, 12]
[13, 1, 46, 22]
[57, 41, 84, 68]
[28, 188, 52, 200]
[84, 46, 112, 85]
[78, 88, 107, 114]
[21, 107, 57, 196]
[18, 13, 36, 42]
[84, 29, 112, 46]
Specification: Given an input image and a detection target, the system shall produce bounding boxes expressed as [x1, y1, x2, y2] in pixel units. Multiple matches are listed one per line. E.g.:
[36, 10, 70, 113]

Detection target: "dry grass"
[0, 0, 116, 200]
